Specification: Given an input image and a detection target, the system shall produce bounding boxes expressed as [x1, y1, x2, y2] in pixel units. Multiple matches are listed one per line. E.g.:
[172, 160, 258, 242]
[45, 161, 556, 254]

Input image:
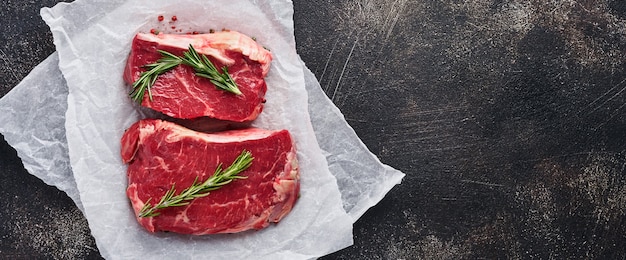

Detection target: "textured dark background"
[2, 0, 626, 259]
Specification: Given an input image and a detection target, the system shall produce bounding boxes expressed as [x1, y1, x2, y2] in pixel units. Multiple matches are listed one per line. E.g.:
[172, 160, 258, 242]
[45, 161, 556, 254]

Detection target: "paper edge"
[0, 53, 84, 211]
[300, 60, 405, 222]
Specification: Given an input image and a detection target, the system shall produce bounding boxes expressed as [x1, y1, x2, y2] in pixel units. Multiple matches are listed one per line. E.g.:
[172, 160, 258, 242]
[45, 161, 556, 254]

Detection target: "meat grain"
[121, 119, 299, 234]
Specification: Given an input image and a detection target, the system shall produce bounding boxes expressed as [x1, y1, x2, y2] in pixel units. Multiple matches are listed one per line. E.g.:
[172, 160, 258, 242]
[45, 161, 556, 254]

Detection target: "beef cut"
[121, 119, 299, 234]
[123, 31, 272, 122]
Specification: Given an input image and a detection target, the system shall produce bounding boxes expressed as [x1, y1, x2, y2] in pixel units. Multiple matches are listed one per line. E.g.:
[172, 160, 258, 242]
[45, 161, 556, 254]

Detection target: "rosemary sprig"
[138, 150, 253, 218]
[129, 45, 242, 103]
[129, 50, 182, 102]
[181, 44, 242, 95]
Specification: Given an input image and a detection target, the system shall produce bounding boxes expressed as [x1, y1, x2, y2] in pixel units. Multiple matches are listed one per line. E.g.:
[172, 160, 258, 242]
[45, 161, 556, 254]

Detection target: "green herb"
[129, 45, 242, 103]
[129, 50, 182, 102]
[181, 44, 241, 95]
[139, 150, 253, 218]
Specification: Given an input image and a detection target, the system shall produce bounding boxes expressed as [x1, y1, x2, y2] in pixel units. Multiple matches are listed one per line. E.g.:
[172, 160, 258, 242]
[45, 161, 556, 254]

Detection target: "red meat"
[123, 31, 272, 122]
[121, 119, 299, 235]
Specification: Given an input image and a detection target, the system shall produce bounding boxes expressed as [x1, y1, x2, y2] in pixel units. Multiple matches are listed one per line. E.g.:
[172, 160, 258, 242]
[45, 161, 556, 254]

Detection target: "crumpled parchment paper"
[0, 53, 82, 210]
[43, 0, 354, 258]
[0, 0, 405, 259]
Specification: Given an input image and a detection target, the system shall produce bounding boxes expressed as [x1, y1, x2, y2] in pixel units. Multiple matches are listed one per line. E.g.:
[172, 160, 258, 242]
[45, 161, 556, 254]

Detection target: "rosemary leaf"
[138, 150, 253, 218]
[129, 45, 242, 103]
[129, 51, 182, 103]
[181, 44, 242, 95]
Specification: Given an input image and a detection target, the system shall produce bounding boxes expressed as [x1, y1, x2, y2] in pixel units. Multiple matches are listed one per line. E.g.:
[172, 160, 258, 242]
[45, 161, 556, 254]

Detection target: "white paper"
[0, 53, 83, 211]
[0, 0, 405, 258]
[302, 63, 405, 221]
[42, 0, 354, 259]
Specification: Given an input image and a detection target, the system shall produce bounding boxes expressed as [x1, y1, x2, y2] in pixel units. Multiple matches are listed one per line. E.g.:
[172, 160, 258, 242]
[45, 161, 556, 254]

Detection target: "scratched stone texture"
[294, 0, 626, 259]
[2, 0, 626, 259]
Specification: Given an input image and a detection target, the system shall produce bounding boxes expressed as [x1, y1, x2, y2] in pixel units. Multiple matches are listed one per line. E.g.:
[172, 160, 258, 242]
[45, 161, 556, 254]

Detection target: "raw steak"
[123, 31, 272, 122]
[121, 119, 299, 234]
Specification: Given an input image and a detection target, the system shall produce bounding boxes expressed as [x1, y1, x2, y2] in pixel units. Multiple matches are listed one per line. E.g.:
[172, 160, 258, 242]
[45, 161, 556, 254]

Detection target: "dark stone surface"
[2, 0, 626, 259]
